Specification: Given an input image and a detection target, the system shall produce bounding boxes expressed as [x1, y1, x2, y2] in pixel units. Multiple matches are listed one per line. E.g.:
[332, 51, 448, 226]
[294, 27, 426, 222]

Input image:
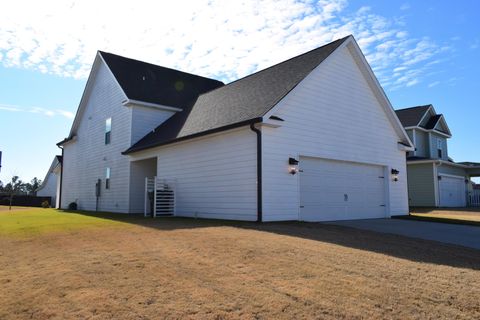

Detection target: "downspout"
[57, 145, 64, 209]
[250, 123, 262, 222]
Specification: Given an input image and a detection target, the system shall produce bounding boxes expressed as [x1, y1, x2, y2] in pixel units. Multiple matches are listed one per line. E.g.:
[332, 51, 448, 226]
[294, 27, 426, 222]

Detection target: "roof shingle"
[100, 51, 224, 108]
[394, 105, 431, 127]
[125, 36, 349, 153]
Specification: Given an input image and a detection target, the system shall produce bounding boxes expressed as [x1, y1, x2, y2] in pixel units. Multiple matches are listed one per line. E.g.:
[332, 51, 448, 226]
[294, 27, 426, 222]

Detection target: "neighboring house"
[57, 35, 413, 222]
[36, 155, 62, 208]
[395, 105, 480, 207]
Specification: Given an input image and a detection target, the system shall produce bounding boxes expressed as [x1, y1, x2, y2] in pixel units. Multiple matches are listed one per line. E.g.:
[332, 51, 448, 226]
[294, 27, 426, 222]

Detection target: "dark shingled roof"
[125, 36, 349, 153]
[99, 51, 224, 108]
[394, 105, 431, 127]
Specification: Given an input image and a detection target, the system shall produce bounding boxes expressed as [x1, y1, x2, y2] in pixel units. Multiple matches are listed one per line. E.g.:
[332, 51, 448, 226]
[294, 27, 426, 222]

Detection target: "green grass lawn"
[0, 207, 128, 237]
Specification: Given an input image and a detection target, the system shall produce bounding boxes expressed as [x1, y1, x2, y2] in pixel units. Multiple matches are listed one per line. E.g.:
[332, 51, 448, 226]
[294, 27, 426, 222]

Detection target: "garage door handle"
[380, 204, 386, 207]
[300, 205, 304, 208]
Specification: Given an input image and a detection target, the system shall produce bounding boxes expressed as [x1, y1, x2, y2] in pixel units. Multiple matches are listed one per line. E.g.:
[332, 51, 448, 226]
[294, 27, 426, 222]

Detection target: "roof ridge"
[98, 51, 224, 84]
[216, 35, 351, 89]
[395, 104, 432, 112]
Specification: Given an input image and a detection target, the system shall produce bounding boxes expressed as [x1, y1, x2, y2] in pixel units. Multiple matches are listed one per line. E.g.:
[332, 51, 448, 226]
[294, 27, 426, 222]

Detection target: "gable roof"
[423, 114, 442, 130]
[124, 36, 349, 153]
[394, 105, 431, 127]
[99, 51, 224, 108]
[395, 104, 451, 136]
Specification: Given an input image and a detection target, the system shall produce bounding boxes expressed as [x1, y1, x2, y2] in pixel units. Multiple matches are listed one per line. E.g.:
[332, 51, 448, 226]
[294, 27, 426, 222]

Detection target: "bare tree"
[4, 176, 25, 210]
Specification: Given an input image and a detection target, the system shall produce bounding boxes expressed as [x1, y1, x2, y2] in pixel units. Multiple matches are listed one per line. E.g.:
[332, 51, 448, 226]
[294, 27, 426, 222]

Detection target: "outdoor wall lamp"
[391, 169, 399, 182]
[288, 157, 299, 175]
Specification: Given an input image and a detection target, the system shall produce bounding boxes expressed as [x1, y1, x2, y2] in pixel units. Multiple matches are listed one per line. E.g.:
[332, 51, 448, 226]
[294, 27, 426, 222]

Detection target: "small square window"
[105, 167, 111, 189]
[105, 118, 112, 144]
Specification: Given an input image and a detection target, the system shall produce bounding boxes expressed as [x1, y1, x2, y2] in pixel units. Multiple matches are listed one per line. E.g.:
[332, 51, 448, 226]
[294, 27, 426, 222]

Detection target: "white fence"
[145, 177, 176, 217]
[468, 190, 480, 207]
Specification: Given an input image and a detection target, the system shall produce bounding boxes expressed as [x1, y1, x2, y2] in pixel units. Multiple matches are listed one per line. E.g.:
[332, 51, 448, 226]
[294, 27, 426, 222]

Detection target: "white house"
[36, 155, 62, 208]
[58, 35, 413, 221]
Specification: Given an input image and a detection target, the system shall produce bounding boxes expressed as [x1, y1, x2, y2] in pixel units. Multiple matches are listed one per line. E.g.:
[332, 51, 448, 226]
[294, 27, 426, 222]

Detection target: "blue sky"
[0, 0, 479, 184]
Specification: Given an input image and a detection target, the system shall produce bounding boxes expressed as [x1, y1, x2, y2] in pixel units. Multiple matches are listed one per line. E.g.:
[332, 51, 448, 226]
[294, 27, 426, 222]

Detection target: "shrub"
[68, 202, 77, 210]
[41, 200, 50, 208]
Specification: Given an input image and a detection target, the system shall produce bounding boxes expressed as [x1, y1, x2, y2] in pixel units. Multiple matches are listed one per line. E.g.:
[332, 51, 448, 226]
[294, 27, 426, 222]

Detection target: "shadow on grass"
[62, 210, 480, 270]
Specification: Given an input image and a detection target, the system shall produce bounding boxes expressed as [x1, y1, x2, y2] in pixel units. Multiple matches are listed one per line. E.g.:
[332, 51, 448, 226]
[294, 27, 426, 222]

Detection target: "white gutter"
[122, 99, 182, 112]
[407, 159, 478, 169]
[403, 126, 451, 138]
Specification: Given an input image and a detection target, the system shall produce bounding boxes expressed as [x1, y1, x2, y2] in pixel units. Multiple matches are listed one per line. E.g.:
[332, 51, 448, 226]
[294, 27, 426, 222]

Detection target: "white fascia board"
[407, 159, 473, 169]
[345, 38, 414, 148]
[259, 122, 282, 128]
[417, 105, 433, 126]
[69, 52, 129, 138]
[434, 115, 452, 136]
[398, 143, 415, 152]
[404, 126, 451, 138]
[438, 173, 466, 179]
[262, 36, 352, 121]
[122, 99, 182, 112]
[261, 35, 413, 148]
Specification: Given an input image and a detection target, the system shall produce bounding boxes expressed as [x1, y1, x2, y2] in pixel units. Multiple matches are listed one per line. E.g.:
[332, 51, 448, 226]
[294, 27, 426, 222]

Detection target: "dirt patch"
[1, 217, 480, 319]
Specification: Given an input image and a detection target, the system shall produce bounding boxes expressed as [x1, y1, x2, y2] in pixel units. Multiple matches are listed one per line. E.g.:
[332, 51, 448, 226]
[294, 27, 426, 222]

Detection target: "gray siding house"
[395, 105, 480, 207]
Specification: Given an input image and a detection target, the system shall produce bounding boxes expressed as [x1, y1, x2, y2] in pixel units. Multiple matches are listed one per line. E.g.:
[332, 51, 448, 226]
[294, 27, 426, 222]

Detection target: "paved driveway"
[327, 218, 480, 250]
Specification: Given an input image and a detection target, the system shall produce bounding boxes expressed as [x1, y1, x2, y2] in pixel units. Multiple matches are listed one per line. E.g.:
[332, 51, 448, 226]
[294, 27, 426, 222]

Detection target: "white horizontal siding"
[130, 106, 176, 145]
[61, 60, 131, 213]
[262, 45, 409, 221]
[37, 172, 58, 205]
[130, 128, 257, 221]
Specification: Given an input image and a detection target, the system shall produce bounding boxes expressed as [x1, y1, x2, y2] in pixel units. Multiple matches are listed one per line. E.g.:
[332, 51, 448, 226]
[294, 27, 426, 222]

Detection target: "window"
[105, 118, 112, 144]
[437, 139, 443, 158]
[105, 167, 111, 189]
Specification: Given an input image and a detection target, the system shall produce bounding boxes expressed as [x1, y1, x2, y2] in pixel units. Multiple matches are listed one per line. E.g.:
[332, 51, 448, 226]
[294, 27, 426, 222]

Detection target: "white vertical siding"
[262, 45, 409, 221]
[130, 106, 175, 145]
[61, 61, 132, 213]
[129, 128, 258, 221]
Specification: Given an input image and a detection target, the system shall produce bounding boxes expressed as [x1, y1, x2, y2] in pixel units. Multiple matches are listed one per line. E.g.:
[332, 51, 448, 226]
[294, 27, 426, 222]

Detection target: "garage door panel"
[299, 157, 386, 221]
[439, 175, 466, 207]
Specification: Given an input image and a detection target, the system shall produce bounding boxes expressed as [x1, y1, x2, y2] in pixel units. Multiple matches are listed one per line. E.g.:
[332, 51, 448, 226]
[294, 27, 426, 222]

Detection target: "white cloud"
[0, 104, 74, 119]
[428, 81, 440, 88]
[471, 39, 479, 49]
[0, 0, 448, 90]
[400, 3, 411, 11]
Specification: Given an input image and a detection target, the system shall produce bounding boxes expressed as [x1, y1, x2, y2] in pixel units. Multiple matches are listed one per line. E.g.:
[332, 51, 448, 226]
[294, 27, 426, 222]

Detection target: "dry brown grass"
[410, 207, 480, 223]
[1, 212, 480, 319]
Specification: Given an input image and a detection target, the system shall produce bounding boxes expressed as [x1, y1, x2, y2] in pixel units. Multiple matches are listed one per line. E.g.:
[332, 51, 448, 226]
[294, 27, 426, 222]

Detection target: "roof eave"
[123, 117, 263, 155]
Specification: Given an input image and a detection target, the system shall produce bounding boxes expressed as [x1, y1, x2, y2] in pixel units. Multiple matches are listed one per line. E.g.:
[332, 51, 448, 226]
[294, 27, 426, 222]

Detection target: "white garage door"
[299, 157, 386, 221]
[438, 175, 466, 207]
